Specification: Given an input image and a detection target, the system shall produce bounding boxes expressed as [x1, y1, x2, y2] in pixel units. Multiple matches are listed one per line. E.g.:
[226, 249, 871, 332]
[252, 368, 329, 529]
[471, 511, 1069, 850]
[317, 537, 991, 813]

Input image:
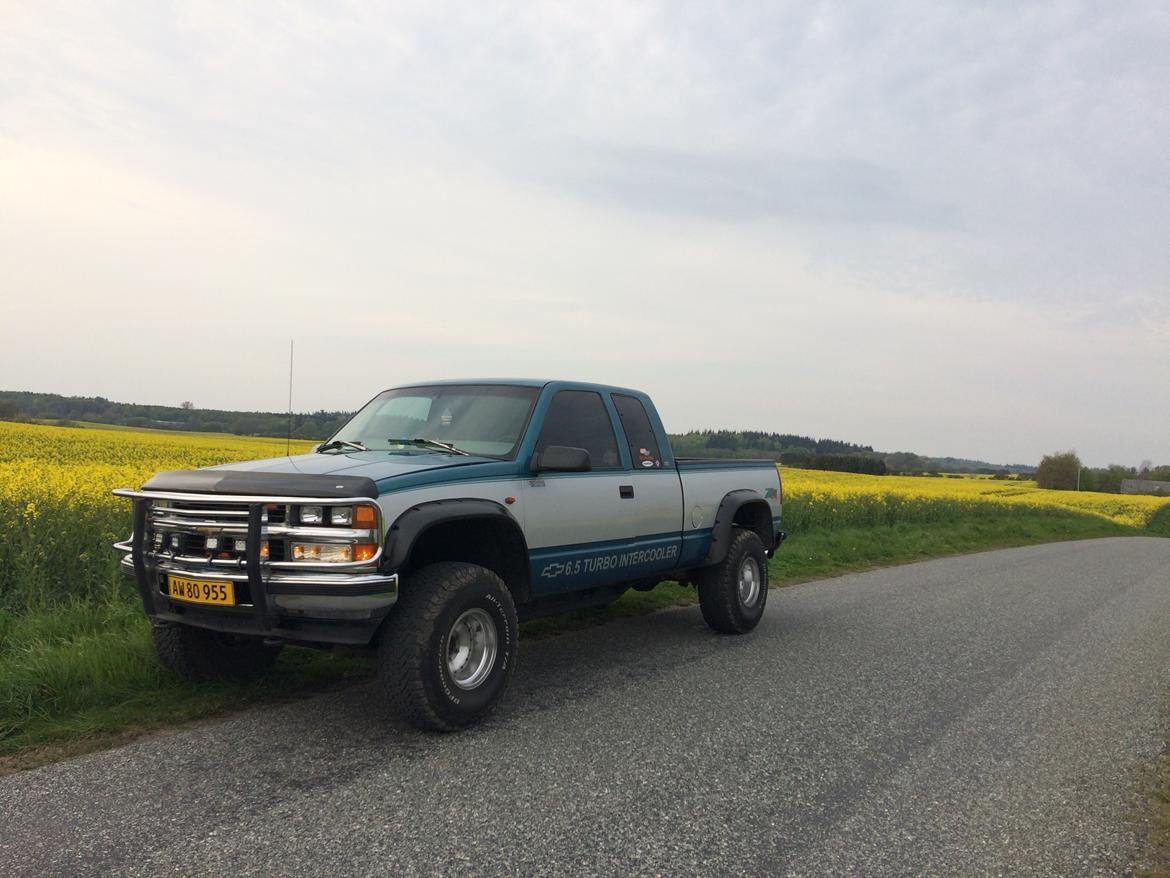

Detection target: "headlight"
[291, 542, 377, 562]
[297, 504, 377, 527]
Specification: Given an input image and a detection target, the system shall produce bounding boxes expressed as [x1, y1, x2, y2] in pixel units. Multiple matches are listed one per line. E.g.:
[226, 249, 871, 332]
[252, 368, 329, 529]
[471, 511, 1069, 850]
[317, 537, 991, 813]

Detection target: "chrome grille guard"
[113, 488, 397, 628]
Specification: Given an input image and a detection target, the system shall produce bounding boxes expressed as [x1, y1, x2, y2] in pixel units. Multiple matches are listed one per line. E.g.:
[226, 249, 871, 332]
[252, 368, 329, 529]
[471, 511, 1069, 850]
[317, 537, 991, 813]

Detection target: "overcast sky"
[2, 2, 1167, 466]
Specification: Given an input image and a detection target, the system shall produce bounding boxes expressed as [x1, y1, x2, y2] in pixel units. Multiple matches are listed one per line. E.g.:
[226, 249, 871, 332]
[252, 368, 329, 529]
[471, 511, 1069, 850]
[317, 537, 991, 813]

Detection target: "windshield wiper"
[387, 437, 470, 456]
[316, 439, 369, 453]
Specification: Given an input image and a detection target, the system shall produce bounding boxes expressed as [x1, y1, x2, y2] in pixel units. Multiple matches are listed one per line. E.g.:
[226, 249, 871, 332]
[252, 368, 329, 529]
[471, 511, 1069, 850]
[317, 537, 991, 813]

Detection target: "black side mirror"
[532, 446, 592, 473]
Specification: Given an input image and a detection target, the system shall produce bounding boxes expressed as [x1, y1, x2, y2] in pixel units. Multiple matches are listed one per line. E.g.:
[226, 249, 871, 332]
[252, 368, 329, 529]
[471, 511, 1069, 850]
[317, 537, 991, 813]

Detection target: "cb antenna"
[286, 339, 294, 456]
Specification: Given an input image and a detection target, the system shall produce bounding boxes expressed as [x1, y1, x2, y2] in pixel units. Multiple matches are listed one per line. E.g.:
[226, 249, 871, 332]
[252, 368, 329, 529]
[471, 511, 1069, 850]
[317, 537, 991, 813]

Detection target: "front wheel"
[151, 622, 283, 680]
[695, 529, 769, 634]
[377, 562, 518, 731]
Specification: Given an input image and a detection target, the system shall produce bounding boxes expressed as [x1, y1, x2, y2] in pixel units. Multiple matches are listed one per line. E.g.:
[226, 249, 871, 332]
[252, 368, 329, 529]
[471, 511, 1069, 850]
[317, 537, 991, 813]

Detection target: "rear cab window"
[612, 394, 664, 469]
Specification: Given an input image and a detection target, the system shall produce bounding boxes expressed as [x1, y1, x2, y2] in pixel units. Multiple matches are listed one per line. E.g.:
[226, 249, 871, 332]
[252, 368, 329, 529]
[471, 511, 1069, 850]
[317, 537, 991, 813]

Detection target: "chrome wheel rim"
[738, 557, 761, 607]
[447, 608, 498, 690]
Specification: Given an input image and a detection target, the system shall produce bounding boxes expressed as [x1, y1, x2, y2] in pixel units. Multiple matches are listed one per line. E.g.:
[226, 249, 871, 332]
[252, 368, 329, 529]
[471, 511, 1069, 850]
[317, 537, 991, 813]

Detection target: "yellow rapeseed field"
[0, 421, 314, 608]
[2, 419, 1167, 610]
[780, 467, 1170, 531]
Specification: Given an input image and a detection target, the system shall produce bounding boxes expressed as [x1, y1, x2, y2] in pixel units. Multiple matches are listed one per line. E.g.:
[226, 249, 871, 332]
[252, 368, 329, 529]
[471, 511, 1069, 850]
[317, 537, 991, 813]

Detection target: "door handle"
[619, 485, 634, 499]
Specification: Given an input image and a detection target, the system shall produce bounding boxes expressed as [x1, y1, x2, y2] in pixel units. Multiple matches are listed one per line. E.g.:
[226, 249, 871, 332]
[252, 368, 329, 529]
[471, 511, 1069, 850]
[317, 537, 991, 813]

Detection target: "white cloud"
[0, 0, 1167, 466]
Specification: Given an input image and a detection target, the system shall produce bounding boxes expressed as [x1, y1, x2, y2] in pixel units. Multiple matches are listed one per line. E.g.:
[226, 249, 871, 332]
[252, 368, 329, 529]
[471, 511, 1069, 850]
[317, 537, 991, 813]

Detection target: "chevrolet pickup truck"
[115, 380, 784, 730]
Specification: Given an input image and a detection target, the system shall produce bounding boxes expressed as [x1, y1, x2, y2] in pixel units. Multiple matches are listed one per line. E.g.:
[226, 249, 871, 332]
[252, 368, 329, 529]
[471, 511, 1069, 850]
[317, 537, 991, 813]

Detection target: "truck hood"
[209, 451, 502, 484]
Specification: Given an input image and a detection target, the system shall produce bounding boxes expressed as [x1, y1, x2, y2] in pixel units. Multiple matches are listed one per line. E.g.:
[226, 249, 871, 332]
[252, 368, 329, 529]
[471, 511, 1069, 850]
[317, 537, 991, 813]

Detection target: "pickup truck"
[115, 380, 785, 730]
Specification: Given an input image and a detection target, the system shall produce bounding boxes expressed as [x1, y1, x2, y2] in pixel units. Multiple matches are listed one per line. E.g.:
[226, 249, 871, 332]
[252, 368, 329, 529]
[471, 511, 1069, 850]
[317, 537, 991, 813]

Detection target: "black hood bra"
[141, 469, 379, 499]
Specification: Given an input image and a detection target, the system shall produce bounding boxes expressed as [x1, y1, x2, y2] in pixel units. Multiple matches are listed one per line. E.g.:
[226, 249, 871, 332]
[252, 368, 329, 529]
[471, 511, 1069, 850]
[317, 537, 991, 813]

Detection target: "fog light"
[205, 536, 220, 550]
[330, 507, 353, 526]
[299, 505, 324, 524]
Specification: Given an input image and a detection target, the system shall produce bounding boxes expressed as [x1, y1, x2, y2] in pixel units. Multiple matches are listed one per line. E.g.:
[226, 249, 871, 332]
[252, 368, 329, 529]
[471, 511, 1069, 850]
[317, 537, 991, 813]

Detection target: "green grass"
[0, 509, 1157, 772]
[1135, 744, 1170, 878]
[0, 603, 368, 770]
[1146, 504, 1170, 537]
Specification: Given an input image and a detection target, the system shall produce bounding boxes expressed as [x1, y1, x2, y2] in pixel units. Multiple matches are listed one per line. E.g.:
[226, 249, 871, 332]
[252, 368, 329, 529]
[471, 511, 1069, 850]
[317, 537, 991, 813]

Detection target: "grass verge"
[0, 604, 368, 772]
[1138, 750, 1170, 878]
[0, 510, 1154, 773]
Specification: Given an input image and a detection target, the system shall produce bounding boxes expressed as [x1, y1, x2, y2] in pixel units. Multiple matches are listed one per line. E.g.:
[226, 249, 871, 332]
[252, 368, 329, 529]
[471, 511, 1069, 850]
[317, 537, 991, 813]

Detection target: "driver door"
[522, 389, 634, 595]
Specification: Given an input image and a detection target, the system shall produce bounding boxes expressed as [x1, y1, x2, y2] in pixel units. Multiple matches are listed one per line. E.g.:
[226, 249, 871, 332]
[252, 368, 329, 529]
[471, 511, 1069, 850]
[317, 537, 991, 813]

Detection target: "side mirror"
[532, 445, 592, 473]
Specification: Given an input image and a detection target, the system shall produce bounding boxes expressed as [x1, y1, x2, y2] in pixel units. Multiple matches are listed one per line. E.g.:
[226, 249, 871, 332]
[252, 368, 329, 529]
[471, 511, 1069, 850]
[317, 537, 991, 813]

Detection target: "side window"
[536, 391, 621, 469]
[613, 394, 663, 469]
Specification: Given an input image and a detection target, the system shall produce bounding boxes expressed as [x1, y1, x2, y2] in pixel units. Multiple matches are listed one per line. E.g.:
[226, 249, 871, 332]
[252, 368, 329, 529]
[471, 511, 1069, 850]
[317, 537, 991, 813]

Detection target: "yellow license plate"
[167, 575, 236, 606]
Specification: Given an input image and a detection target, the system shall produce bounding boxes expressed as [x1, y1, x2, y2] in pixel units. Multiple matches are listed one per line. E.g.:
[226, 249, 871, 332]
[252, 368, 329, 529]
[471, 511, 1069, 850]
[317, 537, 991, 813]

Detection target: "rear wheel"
[151, 622, 283, 680]
[695, 529, 768, 634]
[377, 562, 518, 731]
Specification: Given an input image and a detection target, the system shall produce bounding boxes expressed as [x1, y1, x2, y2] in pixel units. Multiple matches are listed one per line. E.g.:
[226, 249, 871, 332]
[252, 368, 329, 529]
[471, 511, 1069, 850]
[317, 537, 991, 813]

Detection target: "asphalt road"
[3, 537, 1170, 877]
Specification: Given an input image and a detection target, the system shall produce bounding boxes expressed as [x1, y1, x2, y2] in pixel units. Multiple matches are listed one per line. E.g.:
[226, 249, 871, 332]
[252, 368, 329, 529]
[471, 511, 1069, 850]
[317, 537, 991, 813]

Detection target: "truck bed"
[675, 458, 778, 468]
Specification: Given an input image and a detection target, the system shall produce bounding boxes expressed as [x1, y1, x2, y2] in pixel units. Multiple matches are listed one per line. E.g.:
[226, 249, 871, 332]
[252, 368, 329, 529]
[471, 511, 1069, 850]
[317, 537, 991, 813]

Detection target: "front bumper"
[114, 488, 398, 646]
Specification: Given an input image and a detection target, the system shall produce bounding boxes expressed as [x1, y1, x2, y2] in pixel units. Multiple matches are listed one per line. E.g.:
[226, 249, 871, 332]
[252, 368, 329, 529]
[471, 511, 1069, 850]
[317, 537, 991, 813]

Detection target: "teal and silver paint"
[208, 380, 782, 597]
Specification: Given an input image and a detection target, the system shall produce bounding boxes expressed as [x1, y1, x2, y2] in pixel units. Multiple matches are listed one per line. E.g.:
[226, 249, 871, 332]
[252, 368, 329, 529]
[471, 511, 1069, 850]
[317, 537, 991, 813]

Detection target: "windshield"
[328, 384, 540, 459]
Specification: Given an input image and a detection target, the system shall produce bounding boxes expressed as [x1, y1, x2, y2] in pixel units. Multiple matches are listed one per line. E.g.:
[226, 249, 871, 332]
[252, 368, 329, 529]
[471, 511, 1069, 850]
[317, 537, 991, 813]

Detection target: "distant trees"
[1036, 451, 1083, 490]
[884, 452, 922, 473]
[669, 429, 875, 460]
[1042, 462, 1170, 494]
[1032, 458, 1170, 493]
[0, 391, 351, 440]
[884, 451, 932, 475]
[802, 453, 887, 475]
[668, 430, 886, 474]
[1093, 465, 1132, 493]
[667, 430, 887, 475]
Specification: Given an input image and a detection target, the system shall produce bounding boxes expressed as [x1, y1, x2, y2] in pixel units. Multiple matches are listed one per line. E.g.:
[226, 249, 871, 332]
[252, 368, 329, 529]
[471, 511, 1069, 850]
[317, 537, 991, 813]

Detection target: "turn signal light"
[353, 543, 377, 562]
[353, 505, 377, 528]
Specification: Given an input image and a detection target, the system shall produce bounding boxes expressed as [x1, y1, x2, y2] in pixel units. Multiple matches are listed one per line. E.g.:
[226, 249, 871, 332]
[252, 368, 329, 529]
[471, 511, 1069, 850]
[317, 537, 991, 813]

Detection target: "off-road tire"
[695, 529, 768, 634]
[378, 562, 518, 732]
[151, 622, 283, 680]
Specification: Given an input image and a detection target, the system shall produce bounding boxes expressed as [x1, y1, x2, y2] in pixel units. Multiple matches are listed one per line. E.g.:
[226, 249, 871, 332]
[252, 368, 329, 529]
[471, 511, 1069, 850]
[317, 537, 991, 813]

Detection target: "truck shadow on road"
[226, 602, 786, 793]
[90, 596, 819, 814]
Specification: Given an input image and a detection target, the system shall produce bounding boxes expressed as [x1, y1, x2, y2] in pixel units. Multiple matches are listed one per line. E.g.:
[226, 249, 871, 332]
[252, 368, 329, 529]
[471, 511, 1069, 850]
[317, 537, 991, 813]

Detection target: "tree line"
[667, 431, 1032, 477]
[0, 391, 350, 440]
[669, 430, 889, 474]
[1036, 450, 1170, 493]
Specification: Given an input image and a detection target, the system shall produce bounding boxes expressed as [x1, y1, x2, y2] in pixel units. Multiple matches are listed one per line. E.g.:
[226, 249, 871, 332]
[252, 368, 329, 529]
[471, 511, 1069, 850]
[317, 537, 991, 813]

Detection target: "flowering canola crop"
[0, 421, 314, 608]
[780, 467, 1170, 532]
[2, 420, 1167, 610]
